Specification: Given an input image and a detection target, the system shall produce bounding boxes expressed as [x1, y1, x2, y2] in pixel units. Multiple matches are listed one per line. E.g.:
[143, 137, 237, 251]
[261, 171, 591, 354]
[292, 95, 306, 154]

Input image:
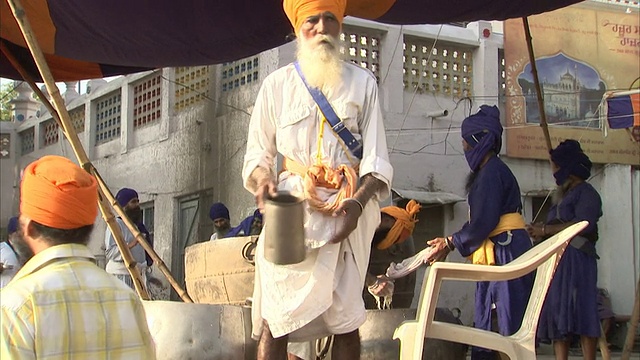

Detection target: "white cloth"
[0, 242, 20, 288]
[104, 218, 146, 275]
[242, 62, 393, 340]
[385, 246, 433, 280]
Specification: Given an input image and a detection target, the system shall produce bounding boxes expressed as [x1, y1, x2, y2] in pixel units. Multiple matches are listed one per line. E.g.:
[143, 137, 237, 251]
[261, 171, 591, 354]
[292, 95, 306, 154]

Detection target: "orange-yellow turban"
[283, 0, 346, 33]
[377, 200, 421, 250]
[20, 155, 98, 229]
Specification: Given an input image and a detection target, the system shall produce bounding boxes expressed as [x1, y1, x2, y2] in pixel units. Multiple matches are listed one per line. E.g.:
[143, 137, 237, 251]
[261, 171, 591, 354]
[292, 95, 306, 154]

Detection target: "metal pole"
[522, 17, 553, 152]
[3, 0, 192, 302]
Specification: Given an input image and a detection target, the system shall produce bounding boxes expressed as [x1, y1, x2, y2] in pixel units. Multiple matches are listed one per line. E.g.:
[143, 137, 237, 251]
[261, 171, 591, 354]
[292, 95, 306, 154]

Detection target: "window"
[133, 74, 162, 128]
[531, 195, 553, 224]
[221, 56, 259, 92]
[403, 36, 474, 96]
[339, 26, 383, 82]
[141, 202, 155, 240]
[0, 133, 10, 158]
[19, 127, 35, 155]
[94, 91, 122, 145]
[174, 66, 210, 111]
[40, 118, 59, 147]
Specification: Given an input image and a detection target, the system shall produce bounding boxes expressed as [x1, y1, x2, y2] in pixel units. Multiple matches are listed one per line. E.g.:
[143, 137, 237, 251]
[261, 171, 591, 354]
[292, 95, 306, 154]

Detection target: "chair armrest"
[429, 261, 542, 283]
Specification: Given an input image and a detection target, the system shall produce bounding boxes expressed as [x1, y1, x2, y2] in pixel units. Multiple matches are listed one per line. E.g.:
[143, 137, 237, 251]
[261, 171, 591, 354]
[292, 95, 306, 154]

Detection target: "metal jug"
[263, 192, 306, 265]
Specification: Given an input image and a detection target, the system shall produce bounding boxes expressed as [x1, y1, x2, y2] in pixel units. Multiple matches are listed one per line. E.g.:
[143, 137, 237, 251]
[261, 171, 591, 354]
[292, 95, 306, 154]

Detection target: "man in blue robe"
[426, 105, 534, 360]
[526, 139, 602, 360]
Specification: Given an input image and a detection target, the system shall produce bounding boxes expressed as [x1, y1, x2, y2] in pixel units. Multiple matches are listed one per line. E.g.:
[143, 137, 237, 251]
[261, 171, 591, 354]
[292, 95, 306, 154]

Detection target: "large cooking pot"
[143, 301, 467, 360]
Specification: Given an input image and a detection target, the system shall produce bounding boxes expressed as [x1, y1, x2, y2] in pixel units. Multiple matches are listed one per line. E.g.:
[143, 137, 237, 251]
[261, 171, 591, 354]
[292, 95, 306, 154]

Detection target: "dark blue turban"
[461, 105, 503, 171]
[209, 203, 230, 221]
[226, 209, 262, 238]
[115, 188, 139, 207]
[7, 216, 18, 234]
[550, 139, 592, 185]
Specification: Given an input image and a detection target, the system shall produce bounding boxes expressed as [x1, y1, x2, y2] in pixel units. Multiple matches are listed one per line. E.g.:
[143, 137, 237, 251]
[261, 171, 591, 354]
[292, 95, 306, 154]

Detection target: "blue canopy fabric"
[0, 0, 582, 81]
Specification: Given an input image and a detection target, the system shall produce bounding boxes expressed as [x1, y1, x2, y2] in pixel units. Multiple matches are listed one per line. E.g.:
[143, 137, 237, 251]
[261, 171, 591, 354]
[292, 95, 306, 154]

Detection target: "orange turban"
[20, 155, 98, 229]
[377, 200, 421, 250]
[283, 0, 346, 33]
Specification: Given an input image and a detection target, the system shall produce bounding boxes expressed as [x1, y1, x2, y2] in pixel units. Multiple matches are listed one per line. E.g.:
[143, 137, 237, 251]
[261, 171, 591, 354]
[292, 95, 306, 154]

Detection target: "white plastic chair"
[393, 221, 589, 360]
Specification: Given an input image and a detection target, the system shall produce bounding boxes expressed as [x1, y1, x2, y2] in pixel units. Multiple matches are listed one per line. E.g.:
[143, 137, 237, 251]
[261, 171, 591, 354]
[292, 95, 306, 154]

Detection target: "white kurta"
[242, 61, 393, 340]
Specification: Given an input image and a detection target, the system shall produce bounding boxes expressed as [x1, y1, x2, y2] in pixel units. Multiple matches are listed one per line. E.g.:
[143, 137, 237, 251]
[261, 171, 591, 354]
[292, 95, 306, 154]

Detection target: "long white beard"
[552, 179, 572, 204]
[296, 34, 343, 94]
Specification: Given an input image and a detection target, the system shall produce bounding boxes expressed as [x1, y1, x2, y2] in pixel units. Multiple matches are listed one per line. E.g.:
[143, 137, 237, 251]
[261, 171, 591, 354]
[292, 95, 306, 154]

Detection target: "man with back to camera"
[1, 155, 155, 358]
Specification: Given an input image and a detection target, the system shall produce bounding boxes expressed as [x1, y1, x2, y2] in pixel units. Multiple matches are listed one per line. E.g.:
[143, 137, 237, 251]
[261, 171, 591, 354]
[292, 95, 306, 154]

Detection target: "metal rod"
[523, 17, 553, 152]
[4, 0, 192, 302]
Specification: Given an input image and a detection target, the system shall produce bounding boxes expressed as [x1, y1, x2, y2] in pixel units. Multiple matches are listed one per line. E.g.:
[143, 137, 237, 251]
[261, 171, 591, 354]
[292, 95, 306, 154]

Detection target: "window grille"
[19, 127, 35, 155]
[0, 133, 10, 159]
[70, 106, 86, 133]
[340, 26, 382, 82]
[174, 66, 210, 111]
[95, 91, 122, 145]
[40, 118, 59, 147]
[499, 49, 506, 103]
[221, 57, 259, 92]
[403, 36, 474, 96]
[133, 74, 162, 128]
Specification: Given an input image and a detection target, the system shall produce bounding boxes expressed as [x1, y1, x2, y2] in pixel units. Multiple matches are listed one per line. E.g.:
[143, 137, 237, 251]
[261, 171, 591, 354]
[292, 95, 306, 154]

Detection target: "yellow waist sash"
[468, 213, 525, 265]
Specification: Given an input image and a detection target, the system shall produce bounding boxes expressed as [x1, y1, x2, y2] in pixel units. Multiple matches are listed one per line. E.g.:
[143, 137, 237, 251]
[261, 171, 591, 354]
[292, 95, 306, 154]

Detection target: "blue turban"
[461, 105, 503, 171]
[226, 209, 262, 238]
[550, 139, 592, 185]
[209, 203, 230, 221]
[115, 188, 139, 207]
[7, 216, 18, 234]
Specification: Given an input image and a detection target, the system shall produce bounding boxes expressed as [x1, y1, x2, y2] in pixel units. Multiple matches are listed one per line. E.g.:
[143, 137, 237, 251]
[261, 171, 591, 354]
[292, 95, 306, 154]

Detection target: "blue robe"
[451, 156, 534, 360]
[537, 182, 602, 342]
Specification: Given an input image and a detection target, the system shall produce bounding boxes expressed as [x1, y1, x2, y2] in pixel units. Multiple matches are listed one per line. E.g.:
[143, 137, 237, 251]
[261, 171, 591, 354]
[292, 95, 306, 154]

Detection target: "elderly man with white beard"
[241, 0, 393, 358]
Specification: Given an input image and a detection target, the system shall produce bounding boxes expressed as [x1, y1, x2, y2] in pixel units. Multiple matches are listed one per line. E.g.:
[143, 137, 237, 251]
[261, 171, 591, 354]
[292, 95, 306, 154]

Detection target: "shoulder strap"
[293, 62, 362, 160]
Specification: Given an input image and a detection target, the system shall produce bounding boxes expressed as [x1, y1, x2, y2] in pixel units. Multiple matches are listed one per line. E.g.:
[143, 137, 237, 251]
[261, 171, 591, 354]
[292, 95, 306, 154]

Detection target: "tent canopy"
[0, 0, 582, 81]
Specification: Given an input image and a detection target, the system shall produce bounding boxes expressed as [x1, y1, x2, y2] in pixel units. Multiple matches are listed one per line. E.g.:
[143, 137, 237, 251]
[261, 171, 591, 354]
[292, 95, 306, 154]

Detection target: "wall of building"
[0, 121, 18, 233]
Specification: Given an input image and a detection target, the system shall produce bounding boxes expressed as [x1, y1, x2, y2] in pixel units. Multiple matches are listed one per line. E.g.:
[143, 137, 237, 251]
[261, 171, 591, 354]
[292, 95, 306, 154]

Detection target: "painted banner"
[504, 5, 640, 164]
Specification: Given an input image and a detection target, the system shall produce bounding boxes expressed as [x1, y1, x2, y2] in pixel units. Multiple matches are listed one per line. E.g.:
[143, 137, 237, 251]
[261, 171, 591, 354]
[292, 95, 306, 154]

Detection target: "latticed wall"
[340, 26, 382, 82]
[133, 73, 162, 128]
[19, 127, 34, 155]
[498, 49, 506, 103]
[403, 36, 474, 97]
[0, 133, 11, 159]
[221, 57, 259, 92]
[174, 66, 210, 111]
[95, 91, 122, 145]
[40, 118, 59, 147]
[69, 106, 85, 133]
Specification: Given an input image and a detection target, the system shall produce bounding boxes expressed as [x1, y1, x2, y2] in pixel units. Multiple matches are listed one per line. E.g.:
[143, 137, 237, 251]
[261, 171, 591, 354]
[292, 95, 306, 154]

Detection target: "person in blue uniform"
[527, 139, 602, 360]
[426, 105, 534, 360]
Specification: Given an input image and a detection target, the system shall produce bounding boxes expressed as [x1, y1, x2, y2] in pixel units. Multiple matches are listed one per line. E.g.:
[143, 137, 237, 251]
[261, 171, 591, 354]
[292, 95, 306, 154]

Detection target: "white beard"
[296, 33, 343, 95]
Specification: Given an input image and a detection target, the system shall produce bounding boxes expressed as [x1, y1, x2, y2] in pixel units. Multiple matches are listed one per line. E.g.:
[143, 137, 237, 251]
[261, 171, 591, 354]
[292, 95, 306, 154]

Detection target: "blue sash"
[293, 61, 363, 160]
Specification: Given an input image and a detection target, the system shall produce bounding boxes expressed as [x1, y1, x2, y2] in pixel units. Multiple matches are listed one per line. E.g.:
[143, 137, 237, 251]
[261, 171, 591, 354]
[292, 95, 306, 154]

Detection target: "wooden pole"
[621, 278, 640, 360]
[522, 17, 553, 152]
[4, 0, 192, 302]
[0, 10, 149, 301]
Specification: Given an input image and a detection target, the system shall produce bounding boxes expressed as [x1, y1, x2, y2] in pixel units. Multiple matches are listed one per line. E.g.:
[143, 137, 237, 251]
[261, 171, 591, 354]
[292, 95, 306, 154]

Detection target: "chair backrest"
[502, 221, 589, 279]
[511, 221, 589, 338]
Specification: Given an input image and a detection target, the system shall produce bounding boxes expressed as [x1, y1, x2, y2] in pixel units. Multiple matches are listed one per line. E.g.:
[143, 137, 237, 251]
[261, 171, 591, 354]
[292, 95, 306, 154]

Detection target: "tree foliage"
[0, 82, 18, 121]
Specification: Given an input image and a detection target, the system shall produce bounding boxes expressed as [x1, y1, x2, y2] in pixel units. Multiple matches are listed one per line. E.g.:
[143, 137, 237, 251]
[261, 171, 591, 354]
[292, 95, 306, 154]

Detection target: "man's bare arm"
[329, 174, 387, 244]
[248, 166, 278, 212]
[353, 174, 387, 207]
